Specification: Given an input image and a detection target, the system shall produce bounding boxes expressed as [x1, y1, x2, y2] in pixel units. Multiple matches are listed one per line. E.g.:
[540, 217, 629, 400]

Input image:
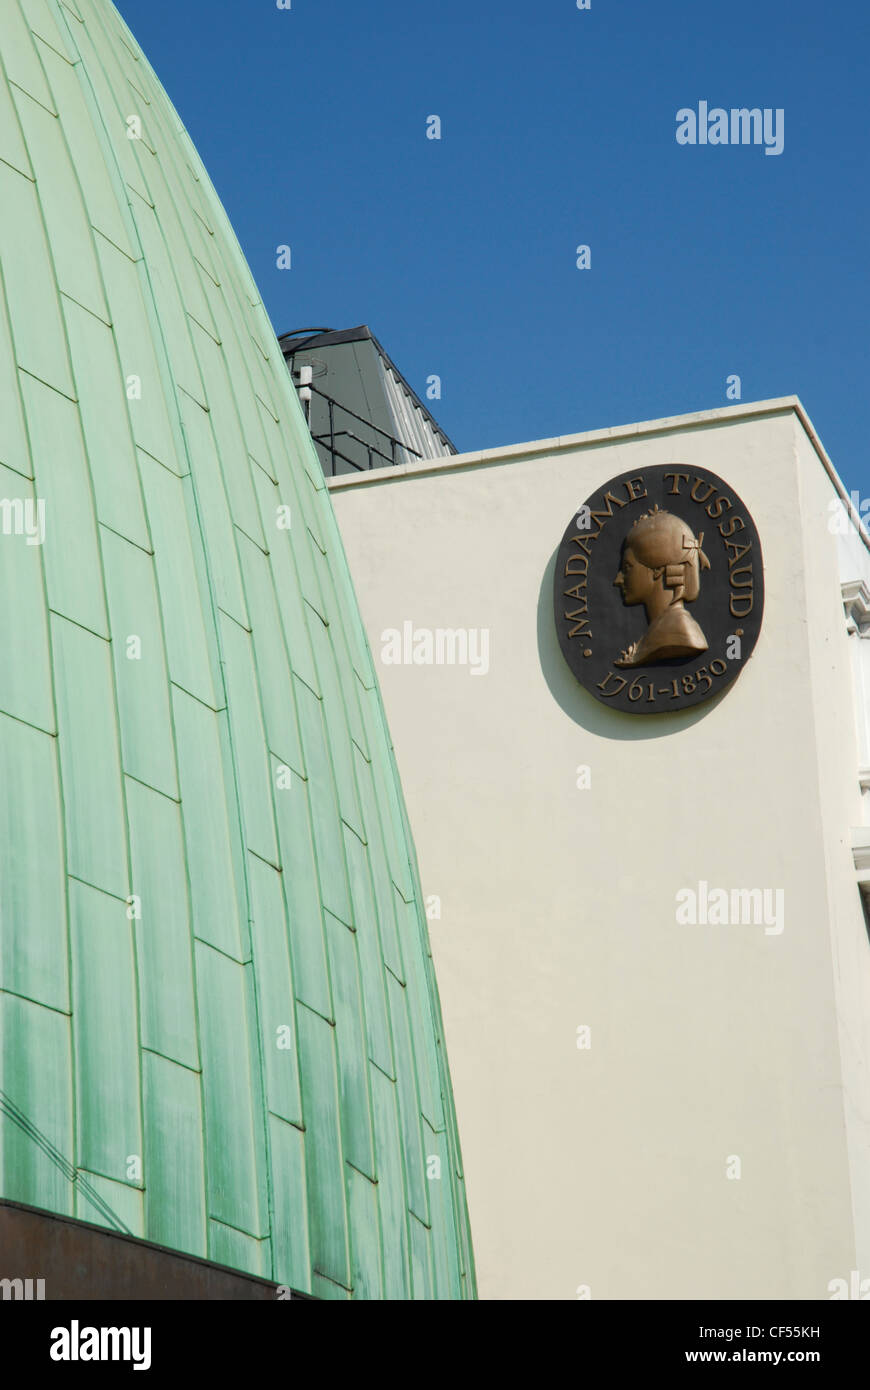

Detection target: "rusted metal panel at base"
[0, 1200, 307, 1300]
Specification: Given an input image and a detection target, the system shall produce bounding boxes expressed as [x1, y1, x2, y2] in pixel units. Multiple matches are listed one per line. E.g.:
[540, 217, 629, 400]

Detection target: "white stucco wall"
[330, 398, 870, 1301]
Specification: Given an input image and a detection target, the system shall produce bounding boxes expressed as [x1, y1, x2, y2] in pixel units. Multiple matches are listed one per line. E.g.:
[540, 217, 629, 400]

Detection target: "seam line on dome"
[0, 985, 70, 1017]
[17, 364, 77, 404]
[140, 1044, 201, 1076]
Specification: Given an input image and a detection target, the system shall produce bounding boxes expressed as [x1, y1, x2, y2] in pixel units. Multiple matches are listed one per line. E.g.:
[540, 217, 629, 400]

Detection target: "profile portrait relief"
[612, 504, 711, 667]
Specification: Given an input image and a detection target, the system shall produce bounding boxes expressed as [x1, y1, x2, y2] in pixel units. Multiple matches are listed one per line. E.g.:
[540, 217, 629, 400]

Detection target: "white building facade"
[330, 398, 870, 1301]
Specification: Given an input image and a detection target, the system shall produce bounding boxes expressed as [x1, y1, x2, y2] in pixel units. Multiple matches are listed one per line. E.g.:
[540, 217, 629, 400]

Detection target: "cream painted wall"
[800, 428, 870, 1281]
[330, 400, 869, 1300]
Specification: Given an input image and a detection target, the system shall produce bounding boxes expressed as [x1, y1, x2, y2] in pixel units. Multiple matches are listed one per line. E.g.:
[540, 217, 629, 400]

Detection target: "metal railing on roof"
[301, 383, 424, 476]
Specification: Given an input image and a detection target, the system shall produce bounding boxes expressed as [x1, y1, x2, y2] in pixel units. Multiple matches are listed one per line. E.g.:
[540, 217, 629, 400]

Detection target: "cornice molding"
[842, 579, 870, 635]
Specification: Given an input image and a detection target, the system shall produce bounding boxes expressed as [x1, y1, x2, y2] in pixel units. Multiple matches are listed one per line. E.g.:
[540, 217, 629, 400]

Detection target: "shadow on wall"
[536, 547, 728, 742]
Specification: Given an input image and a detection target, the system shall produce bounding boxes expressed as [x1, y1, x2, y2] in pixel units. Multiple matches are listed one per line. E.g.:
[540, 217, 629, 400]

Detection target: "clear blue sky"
[117, 0, 869, 494]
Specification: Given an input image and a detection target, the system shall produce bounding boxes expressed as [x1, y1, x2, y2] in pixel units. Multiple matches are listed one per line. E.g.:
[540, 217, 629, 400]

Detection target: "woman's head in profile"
[614, 505, 710, 611]
[613, 505, 711, 666]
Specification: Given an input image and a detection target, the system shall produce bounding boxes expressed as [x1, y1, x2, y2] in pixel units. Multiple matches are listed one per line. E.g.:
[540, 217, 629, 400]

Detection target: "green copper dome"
[0, 0, 474, 1299]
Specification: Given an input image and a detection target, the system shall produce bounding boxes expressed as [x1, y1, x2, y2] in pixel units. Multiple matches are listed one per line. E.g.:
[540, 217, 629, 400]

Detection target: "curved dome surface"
[0, 0, 474, 1299]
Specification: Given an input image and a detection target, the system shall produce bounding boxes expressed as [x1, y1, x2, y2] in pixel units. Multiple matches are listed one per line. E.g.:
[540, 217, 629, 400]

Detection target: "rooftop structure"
[281, 325, 456, 478]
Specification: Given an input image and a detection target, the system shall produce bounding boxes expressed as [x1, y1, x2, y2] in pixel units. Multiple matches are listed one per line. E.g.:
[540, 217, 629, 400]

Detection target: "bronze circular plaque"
[553, 464, 764, 714]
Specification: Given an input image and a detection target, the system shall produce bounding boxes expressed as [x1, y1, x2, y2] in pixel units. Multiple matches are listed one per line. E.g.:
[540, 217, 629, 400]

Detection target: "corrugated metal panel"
[377, 354, 454, 462]
[0, 0, 475, 1300]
